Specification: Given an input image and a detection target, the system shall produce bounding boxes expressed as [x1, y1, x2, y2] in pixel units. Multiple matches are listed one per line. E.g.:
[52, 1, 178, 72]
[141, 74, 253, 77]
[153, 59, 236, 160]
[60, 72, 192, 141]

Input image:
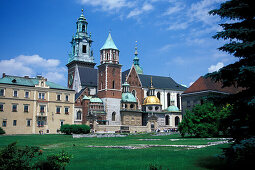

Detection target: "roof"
[78, 66, 97, 87]
[139, 74, 187, 91]
[90, 97, 103, 103]
[75, 88, 86, 100]
[0, 75, 71, 90]
[166, 106, 181, 112]
[121, 93, 137, 103]
[100, 33, 118, 50]
[183, 76, 243, 94]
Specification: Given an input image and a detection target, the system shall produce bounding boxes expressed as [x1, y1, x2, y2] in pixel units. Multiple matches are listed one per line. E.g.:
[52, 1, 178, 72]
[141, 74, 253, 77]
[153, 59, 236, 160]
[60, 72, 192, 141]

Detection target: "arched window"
[106, 53, 109, 60]
[132, 90, 136, 97]
[165, 115, 169, 125]
[113, 53, 116, 60]
[112, 112, 116, 121]
[146, 90, 149, 96]
[175, 116, 180, 126]
[112, 80, 115, 89]
[157, 92, 161, 101]
[177, 94, 180, 109]
[77, 111, 82, 120]
[82, 25, 85, 32]
[167, 93, 170, 107]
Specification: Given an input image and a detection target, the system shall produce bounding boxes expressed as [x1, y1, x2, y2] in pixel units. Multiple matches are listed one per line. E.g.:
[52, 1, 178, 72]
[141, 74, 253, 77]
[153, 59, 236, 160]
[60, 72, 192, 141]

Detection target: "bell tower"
[66, 9, 96, 91]
[98, 32, 122, 125]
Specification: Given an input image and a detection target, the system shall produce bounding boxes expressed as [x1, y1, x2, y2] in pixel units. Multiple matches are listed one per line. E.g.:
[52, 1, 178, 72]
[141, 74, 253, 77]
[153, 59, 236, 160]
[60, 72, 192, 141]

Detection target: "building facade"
[0, 74, 75, 134]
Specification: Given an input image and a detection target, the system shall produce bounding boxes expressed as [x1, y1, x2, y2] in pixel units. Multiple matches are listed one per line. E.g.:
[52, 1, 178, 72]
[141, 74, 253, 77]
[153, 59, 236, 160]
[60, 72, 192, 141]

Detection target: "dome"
[121, 93, 137, 103]
[90, 97, 103, 103]
[143, 96, 161, 105]
[166, 106, 180, 112]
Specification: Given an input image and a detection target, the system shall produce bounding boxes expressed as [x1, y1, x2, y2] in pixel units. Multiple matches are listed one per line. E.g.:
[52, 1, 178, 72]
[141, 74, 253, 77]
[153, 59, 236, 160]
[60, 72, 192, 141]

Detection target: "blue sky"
[0, 0, 235, 87]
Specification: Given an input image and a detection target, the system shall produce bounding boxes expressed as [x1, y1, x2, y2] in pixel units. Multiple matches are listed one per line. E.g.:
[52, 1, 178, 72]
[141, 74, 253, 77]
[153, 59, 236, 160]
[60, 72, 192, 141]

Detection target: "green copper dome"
[121, 93, 137, 103]
[166, 106, 181, 112]
[90, 97, 103, 103]
[100, 32, 118, 50]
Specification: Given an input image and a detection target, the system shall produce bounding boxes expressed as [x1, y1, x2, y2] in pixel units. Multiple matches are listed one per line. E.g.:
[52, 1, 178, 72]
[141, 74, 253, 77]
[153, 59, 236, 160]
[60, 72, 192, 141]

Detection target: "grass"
[0, 133, 229, 170]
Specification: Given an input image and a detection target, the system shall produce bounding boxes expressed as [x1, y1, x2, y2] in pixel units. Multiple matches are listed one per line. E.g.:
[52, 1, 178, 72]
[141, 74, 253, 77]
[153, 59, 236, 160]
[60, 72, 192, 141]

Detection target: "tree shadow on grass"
[196, 156, 228, 170]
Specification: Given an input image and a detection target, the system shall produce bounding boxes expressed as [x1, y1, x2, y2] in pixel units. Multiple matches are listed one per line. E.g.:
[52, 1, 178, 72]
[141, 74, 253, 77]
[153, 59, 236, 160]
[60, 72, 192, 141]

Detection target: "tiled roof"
[100, 33, 118, 50]
[139, 74, 187, 91]
[78, 66, 97, 87]
[0, 75, 70, 90]
[183, 76, 243, 94]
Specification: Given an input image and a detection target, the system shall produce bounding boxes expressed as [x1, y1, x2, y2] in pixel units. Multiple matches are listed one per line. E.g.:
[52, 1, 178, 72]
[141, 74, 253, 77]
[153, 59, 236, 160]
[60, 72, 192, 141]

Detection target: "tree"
[207, 0, 255, 141]
[178, 103, 232, 138]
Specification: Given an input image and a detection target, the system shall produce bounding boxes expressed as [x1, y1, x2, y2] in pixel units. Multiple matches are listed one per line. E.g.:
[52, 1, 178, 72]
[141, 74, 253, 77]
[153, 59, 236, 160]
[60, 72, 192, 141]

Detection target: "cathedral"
[66, 10, 187, 133]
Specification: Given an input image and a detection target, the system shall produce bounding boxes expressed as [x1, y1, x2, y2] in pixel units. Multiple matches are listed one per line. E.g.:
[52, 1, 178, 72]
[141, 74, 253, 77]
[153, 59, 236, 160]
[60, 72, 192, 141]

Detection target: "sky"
[0, 0, 236, 87]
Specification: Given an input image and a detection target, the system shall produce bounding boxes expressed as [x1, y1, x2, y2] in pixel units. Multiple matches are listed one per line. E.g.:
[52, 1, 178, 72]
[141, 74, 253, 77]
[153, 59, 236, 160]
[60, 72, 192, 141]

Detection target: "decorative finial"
[134, 41, 138, 56]
[150, 76, 153, 87]
[81, 9, 84, 13]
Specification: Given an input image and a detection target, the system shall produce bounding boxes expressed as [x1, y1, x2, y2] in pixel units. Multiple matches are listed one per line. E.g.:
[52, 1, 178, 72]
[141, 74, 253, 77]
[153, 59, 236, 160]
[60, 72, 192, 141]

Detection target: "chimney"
[2, 73, 6, 78]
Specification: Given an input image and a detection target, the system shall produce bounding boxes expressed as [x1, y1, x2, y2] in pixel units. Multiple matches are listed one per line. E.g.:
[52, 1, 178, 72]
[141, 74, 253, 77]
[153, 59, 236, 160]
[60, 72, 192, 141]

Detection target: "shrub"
[0, 142, 72, 170]
[35, 151, 72, 170]
[0, 127, 5, 135]
[60, 124, 90, 135]
[0, 142, 40, 170]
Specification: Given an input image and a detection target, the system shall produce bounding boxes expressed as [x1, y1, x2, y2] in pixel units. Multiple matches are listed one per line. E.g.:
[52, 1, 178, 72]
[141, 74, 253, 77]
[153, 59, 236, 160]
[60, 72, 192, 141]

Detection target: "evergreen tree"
[207, 0, 255, 141]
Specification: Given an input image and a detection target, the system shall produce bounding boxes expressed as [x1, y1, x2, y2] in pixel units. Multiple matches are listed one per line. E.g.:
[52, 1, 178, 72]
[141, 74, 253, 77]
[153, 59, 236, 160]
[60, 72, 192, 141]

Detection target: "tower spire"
[133, 41, 143, 74]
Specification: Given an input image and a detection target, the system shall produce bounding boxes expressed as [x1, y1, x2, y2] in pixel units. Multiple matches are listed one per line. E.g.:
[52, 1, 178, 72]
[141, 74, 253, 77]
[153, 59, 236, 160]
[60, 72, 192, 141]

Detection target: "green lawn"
[0, 134, 229, 170]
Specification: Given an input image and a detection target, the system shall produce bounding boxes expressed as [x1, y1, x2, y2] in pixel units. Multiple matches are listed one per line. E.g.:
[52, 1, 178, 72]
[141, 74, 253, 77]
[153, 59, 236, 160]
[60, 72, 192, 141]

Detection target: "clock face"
[68, 74, 74, 88]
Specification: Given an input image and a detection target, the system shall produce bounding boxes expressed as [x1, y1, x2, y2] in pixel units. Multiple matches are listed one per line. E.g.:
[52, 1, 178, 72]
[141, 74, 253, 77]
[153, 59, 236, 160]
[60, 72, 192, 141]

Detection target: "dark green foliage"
[60, 124, 90, 135]
[0, 142, 40, 170]
[35, 151, 71, 170]
[0, 142, 71, 170]
[207, 0, 255, 141]
[0, 127, 5, 135]
[178, 103, 232, 138]
[221, 137, 255, 169]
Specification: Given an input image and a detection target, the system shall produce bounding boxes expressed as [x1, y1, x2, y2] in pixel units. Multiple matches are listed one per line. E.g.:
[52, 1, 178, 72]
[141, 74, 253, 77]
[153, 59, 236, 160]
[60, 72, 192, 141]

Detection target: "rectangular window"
[24, 105, 29, 112]
[25, 91, 29, 98]
[0, 104, 3, 111]
[40, 105, 45, 113]
[64, 107, 69, 114]
[37, 121, 45, 127]
[13, 120, 17, 126]
[60, 120, 64, 126]
[56, 107, 61, 114]
[13, 90, 18, 97]
[39, 93, 45, 99]
[82, 45, 87, 53]
[27, 119, 31, 127]
[65, 95, 69, 101]
[57, 94, 61, 101]
[2, 120, 7, 127]
[0, 89, 4, 96]
[12, 104, 17, 112]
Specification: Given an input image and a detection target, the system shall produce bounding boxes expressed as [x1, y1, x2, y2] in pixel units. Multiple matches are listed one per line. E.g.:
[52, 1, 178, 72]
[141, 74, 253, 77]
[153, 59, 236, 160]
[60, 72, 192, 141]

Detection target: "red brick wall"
[127, 67, 144, 107]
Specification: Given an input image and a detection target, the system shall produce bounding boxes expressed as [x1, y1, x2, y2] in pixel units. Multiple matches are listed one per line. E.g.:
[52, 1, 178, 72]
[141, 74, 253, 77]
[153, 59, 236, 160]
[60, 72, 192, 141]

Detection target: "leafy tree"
[207, 0, 255, 141]
[60, 124, 90, 135]
[179, 103, 232, 138]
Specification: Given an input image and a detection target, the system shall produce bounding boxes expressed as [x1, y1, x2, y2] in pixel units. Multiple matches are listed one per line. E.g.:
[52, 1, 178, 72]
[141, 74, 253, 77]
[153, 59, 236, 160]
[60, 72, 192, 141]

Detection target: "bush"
[60, 124, 90, 135]
[0, 127, 5, 135]
[0, 142, 71, 170]
[0, 142, 40, 170]
[35, 151, 72, 170]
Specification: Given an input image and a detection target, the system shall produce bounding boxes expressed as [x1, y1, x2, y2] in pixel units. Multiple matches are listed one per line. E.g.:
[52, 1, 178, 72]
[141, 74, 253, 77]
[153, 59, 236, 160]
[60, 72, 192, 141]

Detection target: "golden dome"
[143, 96, 161, 105]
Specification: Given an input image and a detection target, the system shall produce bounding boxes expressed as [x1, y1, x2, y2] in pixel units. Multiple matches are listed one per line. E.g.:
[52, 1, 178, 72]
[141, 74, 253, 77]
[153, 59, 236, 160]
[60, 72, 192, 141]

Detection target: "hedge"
[60, 124, 90, 135]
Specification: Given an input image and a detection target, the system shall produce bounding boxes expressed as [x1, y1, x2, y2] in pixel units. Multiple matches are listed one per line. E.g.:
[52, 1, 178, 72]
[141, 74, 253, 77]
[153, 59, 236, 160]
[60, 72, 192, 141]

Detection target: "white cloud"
[0, 54, 66, 85]
[208, 62, 224, 73]
[167, 21, 189, 30]
[78, 0, 134, 12]
[163, 2, 184, 16]
[127, 3, 154, 18]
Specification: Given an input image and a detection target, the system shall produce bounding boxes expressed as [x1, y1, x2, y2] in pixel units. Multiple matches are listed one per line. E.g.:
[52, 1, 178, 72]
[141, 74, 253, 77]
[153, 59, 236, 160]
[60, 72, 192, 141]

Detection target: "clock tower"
[66, 9, 96, 92]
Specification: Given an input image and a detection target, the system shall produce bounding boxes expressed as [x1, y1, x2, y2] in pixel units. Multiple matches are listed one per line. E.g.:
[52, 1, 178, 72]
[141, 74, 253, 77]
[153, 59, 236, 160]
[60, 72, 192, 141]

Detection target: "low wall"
[94, 124, 151, 133]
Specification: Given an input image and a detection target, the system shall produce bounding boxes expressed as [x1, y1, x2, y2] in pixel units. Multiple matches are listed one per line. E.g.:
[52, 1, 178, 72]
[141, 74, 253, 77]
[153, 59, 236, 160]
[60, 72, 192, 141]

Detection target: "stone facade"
[0, 75, 75, 134]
